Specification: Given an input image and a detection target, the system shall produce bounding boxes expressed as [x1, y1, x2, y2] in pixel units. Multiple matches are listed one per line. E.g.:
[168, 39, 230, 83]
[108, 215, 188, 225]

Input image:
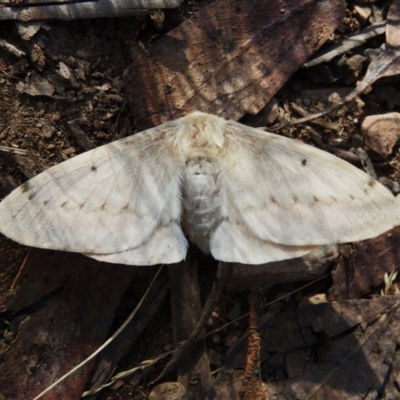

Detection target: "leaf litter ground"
[1, 1, 400, 399]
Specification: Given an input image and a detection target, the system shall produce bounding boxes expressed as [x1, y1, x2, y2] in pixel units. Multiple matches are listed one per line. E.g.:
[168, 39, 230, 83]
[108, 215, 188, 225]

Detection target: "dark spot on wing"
[79, 204, 84, 209]
[43, 200, 48, 206]
[101, 202, 107, 210]
[91, 165, 97, 172]
[270, 195, 277, 204]
[313, 196, 319, 203]
[349, 194, 355, 200]
[20, 182, 30, 193]
[122, 203, 129, 211]
[28, 193, 35, 200]
[61, 201, 67, 208]
[293, 195, 298, 203]
[330, 195, 338, 203]
[368, 177, 376, 187]
[302, 159, 307, 166]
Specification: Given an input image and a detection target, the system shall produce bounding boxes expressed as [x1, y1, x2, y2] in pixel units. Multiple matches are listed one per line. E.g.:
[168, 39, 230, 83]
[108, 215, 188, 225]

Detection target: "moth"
[1, 111, 399, 266]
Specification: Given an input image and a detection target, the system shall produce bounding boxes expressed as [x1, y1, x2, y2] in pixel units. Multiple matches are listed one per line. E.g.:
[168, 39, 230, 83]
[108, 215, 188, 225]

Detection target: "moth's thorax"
[182, 157, 219, 254]
[174, 112, 226, 158]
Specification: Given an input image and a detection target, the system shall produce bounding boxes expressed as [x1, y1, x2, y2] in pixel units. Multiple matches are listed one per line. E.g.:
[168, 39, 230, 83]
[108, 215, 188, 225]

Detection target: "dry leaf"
[124, 0, 345, 128]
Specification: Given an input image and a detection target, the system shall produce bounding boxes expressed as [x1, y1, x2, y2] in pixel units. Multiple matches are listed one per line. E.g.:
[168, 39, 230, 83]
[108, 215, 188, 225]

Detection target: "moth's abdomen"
[182, 158, 219, 253]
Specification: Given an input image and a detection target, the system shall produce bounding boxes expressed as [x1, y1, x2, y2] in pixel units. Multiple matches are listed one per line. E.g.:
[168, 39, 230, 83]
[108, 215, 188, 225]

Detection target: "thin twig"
[0, 145, 27, 155]
[270, 81, 371, 132]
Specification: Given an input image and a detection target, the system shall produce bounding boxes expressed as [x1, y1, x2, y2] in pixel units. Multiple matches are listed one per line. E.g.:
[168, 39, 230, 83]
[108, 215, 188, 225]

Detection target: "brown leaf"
[0, 249, 137, 400]
[124, 0, 345, 128]
[329, 227, 400, 301]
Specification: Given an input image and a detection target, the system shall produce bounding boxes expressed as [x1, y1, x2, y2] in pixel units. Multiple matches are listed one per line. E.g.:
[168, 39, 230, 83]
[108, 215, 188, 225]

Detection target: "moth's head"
[174, 112, 226, 156]
[184, 111, 226, 124]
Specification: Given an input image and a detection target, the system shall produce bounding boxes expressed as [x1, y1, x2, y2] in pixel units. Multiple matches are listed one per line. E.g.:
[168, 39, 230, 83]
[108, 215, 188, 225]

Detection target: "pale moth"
[1, 111, 399, 266]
